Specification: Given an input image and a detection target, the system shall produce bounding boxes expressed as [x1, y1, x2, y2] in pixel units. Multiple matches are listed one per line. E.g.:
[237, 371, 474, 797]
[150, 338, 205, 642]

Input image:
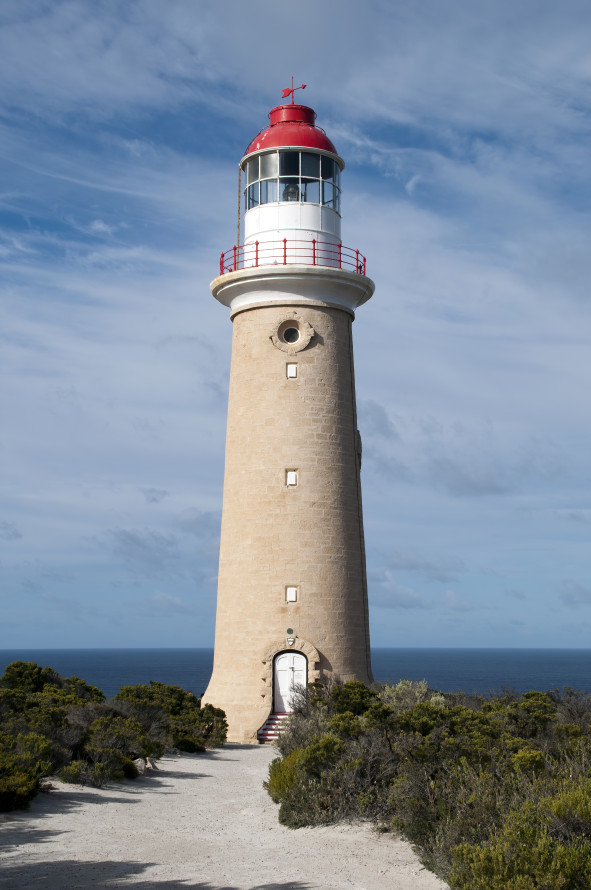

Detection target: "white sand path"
[0, 745, 448, 889]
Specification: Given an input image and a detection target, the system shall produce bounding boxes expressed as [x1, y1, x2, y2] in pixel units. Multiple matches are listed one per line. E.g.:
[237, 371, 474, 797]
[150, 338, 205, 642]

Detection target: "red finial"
[281, 77, 306, 105]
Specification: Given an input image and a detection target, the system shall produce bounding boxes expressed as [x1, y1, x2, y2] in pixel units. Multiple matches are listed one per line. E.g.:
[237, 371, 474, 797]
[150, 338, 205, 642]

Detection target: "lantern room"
[240, 103, 344, 254]
[243, 149, 341, 214]
[216, 92, 369, 288]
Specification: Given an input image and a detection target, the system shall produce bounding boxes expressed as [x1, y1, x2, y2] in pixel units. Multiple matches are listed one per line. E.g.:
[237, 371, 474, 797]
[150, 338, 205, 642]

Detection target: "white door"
[273, 651, 307, 712]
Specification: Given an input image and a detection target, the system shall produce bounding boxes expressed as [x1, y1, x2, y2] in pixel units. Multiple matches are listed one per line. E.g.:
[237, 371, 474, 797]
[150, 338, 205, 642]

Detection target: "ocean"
[1, 648, 590, 699]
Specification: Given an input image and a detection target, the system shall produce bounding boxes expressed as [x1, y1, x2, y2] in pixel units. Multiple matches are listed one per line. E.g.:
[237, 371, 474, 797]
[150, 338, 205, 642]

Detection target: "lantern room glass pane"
[334, 165, 341, 188]
[260, 152, 278, 179]
[301, 152, 320, 178]
[246, 157, 259, 184]
[321, 156, 335, 181]
[280, 151, 299, 176]
[334, 187, 341, 213]
[247, 182, 259, 209]
[301, 178, 320, 203]
[322, 181, 334, 207]
[260, 179, 278, 204]
[281, 178, 300, 201]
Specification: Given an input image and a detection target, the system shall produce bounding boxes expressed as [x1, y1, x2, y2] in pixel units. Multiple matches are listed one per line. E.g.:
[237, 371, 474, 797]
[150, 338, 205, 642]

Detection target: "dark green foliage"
[57, 760, 110, 786]
[450, 779, 591, 889]
[85, 715, 162, 760]
[0, 662, 226, 811]
[115, 680, 198, 715]
[268, 679, 591, 888]
[483, 689, 557, 738]
[115, 682, 228, 751]
[266, 750, 305, 803]
[330, 680, 377, 715]
[0, 731, 57, 809]
[1, 661, 104, 702]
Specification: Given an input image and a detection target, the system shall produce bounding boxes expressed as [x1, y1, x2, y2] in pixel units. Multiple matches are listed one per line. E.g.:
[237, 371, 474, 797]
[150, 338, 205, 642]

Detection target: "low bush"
[114, 682, 227, 751]
[268, 679, 591, 889]
[266, 749, 305, 803]
[0, 662, 227, 810]
[450, 778, 591, 889]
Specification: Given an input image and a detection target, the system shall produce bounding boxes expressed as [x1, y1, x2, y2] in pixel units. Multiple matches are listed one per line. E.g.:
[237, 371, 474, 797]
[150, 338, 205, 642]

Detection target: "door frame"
[272, 650, 308, 713]
[260, 637, 321, 716]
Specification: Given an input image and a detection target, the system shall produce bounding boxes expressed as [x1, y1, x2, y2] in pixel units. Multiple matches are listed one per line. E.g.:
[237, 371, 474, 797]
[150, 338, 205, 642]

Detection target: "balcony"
[219, 239, 367, 277]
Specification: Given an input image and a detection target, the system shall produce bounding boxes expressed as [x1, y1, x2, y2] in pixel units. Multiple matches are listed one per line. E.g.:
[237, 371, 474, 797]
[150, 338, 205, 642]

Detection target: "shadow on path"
[1, 858, 312, 890]
[0, 763, 216, 851]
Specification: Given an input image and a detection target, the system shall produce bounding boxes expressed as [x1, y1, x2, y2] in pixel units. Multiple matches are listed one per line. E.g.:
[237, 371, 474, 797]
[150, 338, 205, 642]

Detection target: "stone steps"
[257, 711, 290, 744]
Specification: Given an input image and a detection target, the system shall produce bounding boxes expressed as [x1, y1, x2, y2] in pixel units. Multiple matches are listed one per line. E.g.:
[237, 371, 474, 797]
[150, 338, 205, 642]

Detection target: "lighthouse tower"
[202, 88, 375, 743]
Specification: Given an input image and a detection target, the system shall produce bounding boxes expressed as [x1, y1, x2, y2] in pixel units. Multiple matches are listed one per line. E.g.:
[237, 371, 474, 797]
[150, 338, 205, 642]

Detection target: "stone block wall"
[201, 300, 372, 743]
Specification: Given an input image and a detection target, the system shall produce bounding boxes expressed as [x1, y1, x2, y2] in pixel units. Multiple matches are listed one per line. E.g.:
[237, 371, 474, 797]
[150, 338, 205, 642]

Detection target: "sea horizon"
[3, 645, 590, 650]
[1, 646, 590, 699]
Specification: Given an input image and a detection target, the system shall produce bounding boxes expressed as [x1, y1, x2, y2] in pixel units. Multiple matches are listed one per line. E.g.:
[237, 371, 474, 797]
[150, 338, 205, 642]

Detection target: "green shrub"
[0, 730, 56, 810]
[0, 662, 226, 810]
[115, 681, 198, 715]
[57, 760, 109, 787]
[484, 690, 557, 739]
[85, 715, 162, 759]
[265, 750, 304, 803]
[1, 661, 104, 703]
[450, 780, 591, 890]
[0, 769, 39, 810]
[172, 733, 205, 753]
[198, 702, 228, 748]
[327, 712, 362, 738]
[115, 682, 227, 750]
[298, 734, 345, 776]
[266, 679, 591, 886]
[510, 747, 546, 774]
[331, 681, 377, 715]
[378, 679, 446, 711]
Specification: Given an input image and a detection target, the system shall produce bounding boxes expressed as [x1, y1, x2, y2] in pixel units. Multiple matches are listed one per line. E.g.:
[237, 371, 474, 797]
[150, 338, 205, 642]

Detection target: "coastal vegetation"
[0, 661, 227, 811]
[266, 679, 591, 889]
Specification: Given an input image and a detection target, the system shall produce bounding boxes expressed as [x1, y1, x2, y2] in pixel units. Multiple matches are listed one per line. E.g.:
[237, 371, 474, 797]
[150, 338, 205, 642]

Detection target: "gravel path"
[0, 745, 448, 889]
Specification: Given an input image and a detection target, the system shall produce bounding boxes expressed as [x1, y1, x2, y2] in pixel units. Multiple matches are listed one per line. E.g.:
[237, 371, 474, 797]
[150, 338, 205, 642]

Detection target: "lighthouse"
[202, 87, 375, 743]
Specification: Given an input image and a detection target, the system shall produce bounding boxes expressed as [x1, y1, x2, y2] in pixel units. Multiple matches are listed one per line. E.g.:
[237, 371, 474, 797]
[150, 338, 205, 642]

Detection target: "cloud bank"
[1, 0, 590, 647]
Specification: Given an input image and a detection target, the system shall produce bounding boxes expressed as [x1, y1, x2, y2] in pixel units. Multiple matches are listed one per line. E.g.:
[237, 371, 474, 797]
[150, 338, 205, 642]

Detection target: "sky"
[1, 0, 590, 650]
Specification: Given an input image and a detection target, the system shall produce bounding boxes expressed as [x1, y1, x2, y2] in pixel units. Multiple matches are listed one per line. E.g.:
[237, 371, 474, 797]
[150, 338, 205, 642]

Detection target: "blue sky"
[1, 0, 590, 649]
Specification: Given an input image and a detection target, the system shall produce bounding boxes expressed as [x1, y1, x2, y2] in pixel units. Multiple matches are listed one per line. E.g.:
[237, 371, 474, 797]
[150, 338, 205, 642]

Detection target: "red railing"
[219, 239, 367, 277]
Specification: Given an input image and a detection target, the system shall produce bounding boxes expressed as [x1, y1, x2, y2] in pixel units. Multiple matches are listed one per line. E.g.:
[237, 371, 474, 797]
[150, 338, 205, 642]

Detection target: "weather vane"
[281, 77, 306, 104]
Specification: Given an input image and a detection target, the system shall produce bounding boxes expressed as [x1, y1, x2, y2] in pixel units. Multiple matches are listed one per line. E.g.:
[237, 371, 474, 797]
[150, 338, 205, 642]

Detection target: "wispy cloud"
[358, 400, 399, 440]
[173, 509, 220, 541]
[370, 570, 428, 610]
[443, 590, 476, 612]
[100, 528, 180, 577]
[141, 488, 170, 504]
[555, 510, 591, 524]
[0, 521, 22, 542]
[559, 581, 591, 608]
[1, 0, 590, 647]
[138, 591, 197, 617]
[428, 457, 512, 497]
[387, 551, 464, 583]
[505, 589, 528, 601]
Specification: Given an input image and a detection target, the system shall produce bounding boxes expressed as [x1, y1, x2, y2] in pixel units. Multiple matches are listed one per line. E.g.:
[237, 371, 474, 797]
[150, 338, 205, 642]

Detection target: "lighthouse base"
[203, 636, 323, 744]
[203, 637, 372, 744]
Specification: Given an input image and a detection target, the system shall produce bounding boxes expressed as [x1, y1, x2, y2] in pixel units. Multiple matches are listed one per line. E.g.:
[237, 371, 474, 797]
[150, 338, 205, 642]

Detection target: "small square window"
[286, 586, 298, 602]
[286, 470, 298, 486]
[286, 363, 297, 378]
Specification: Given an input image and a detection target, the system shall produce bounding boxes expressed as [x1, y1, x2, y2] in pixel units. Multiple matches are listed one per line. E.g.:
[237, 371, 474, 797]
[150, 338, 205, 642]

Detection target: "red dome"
[244, 104, 338, 157]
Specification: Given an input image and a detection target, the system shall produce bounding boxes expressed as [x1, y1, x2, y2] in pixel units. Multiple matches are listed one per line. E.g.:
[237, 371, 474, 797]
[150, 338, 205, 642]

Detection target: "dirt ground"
[0, 744, 449, 889]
